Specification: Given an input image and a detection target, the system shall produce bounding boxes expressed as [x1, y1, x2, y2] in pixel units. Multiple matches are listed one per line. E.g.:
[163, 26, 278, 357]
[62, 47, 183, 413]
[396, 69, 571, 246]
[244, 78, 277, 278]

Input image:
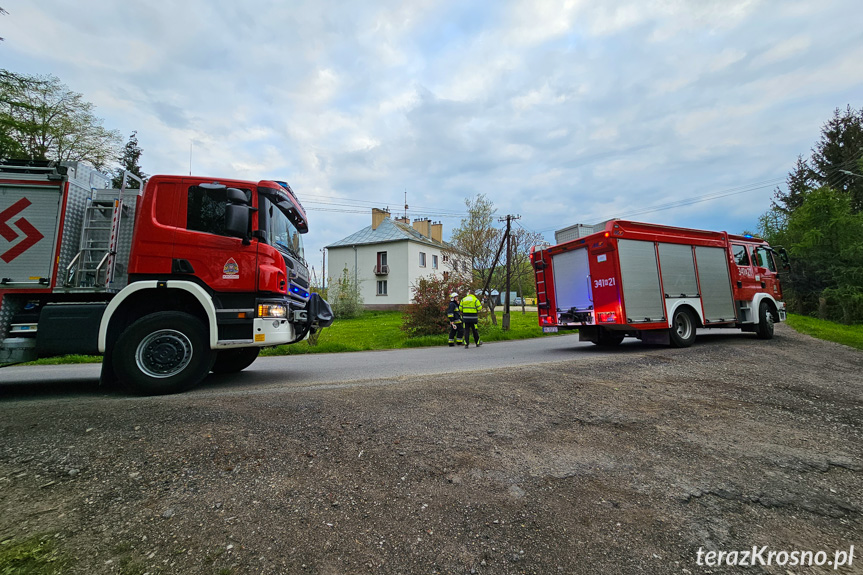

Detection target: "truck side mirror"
[226, 187, 249, 205]
[225, 204, 250, 242]
[777, 247, 791, 271]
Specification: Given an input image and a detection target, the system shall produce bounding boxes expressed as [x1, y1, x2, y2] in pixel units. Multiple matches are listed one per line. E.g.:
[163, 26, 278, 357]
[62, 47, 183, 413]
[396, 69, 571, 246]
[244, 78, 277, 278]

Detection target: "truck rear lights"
[258, 303, 287, 318]
[597, 311, 617, 323]
[540, 316, 555, 325]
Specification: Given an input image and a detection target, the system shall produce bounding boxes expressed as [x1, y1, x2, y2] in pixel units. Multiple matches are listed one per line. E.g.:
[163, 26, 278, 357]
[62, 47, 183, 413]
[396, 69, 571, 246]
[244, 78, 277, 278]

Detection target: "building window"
[419, 252, 426, 267]
[442, 254, 449, 263]
[443, 271, 450, 281]
[377, 280, 387, 296]
[432, 254, 438, 269]
[376, 251, 388, 274]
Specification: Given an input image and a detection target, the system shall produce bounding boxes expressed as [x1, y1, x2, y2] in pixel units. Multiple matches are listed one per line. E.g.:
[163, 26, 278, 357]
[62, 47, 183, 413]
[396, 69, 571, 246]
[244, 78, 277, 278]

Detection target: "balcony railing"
[373, 264, 389, 275]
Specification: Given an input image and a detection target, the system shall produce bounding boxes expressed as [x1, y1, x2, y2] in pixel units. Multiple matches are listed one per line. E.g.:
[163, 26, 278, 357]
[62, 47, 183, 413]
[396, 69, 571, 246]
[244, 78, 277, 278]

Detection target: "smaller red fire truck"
[531, 220, 788, 347]
[0, 161, 332, 394]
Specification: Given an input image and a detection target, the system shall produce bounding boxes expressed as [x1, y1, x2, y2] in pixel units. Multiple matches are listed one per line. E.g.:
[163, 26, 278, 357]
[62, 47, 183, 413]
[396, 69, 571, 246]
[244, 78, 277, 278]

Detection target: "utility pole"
[499, 214, 520, 331]
[321, 248, 327, 291]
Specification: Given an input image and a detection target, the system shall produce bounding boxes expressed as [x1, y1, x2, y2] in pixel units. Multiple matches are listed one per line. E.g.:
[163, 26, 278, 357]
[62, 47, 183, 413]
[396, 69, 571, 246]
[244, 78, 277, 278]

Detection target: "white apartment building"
[326, 209, 464, 309]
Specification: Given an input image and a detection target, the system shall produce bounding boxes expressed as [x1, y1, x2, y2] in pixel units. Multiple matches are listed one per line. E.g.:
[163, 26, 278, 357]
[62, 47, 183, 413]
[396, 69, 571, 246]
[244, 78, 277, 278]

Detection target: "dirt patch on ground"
[1, 325, 861, 574]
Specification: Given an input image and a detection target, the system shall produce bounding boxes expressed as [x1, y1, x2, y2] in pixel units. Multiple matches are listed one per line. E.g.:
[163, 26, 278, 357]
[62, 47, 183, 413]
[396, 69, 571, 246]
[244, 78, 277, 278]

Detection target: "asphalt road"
[1, 328, 743, 399]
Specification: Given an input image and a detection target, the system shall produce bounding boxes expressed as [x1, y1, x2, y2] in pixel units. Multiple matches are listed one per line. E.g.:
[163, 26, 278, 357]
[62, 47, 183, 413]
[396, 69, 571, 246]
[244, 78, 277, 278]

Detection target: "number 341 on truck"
[530, 220, 789, 347]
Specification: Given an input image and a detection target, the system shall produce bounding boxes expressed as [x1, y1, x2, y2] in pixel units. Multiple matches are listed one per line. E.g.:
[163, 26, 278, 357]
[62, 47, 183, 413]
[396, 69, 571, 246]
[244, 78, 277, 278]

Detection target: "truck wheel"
[113, 312, 214, 395]
[669, 308, 696, 348]
[755, 302, 775, 340]
[595, 328, 624, 346]
[211, 347, 260, 374]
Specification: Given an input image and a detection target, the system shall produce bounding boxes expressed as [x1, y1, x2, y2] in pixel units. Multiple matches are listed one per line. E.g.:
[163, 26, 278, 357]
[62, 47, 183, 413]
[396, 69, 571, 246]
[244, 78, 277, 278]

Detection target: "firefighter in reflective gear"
[459, 292, 482, 348]
[446, 292, 464, 346]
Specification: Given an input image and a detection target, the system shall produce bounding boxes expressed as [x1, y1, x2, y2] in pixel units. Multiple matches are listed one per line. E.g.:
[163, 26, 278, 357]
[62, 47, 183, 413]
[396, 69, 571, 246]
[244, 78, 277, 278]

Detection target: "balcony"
[373, 264, 389, 276]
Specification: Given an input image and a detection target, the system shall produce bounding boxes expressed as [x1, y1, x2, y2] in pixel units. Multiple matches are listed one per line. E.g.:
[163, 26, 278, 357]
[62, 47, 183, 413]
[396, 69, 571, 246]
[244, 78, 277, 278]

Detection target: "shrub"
[328, 266, 364, 319]
[401, 276, 464, 337]
[818, 286, 863, 324]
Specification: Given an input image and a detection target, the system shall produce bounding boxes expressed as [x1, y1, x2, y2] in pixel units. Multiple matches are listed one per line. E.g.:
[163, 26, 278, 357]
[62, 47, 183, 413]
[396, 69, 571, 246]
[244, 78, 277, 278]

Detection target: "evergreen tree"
[112, 131, 147, 189]
[773, 106, 863, 214]
[760, 105, 863, 323]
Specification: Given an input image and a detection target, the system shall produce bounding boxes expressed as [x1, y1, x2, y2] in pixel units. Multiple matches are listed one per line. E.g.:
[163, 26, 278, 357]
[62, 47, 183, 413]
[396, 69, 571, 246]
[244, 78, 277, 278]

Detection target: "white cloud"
[1, 0, 860, 257]
[750, 35, 812, 68]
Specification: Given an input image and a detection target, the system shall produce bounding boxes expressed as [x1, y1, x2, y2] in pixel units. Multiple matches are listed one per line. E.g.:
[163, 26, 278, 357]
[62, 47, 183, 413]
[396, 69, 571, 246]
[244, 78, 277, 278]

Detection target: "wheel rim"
[674, 312, 693, 340]
[136, 329, 193, 378]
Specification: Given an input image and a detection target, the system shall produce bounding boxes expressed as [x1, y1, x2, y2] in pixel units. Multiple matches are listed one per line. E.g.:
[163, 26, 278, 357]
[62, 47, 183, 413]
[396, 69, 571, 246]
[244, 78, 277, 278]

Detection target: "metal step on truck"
[0, 160, 332, 394]
[530, 219, 788, 347]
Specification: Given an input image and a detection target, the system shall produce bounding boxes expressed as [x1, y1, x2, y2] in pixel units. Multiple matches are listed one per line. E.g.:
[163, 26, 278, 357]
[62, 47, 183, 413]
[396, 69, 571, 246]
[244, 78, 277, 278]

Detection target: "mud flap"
[640, 330, 671, 345]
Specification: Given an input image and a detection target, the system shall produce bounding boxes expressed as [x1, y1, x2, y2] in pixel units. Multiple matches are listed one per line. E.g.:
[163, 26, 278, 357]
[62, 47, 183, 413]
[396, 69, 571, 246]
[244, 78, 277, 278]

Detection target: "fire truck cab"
[531, 220, 788, 347]
[0, 161, 332, 394]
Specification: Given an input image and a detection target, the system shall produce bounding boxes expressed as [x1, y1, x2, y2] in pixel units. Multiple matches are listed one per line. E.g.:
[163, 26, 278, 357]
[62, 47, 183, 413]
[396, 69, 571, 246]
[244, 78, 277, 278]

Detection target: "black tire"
[755, 302, 775, 340]
[211, 347, 260, 374]
[669, 307, 696, 348]
[113, 312, 214, 395]
[595, 328, 625, 347]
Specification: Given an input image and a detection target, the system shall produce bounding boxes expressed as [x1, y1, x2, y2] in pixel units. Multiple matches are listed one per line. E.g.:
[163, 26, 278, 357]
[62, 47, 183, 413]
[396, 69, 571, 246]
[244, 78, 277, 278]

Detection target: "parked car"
[514, 297, 524, 305]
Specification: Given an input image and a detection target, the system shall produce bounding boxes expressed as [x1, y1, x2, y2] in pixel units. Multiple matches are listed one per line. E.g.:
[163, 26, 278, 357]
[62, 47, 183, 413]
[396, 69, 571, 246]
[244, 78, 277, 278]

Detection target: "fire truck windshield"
[263, 200, 305, 261]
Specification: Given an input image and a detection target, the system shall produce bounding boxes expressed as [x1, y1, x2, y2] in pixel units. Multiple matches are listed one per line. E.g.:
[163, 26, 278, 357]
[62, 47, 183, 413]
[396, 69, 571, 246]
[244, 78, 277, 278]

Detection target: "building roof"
[326, 217, 453, 250]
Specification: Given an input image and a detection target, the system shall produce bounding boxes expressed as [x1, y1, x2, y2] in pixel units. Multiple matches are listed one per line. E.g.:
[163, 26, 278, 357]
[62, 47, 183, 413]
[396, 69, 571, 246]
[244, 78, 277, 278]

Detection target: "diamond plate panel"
[0, 294, 25, 340]
[108, 188, 142, 292]
[56, 162, 111, 291]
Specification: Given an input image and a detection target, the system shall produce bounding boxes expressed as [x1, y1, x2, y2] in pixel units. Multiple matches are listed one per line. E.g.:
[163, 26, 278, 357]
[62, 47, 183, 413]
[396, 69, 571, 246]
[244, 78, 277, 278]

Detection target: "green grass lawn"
[261, 308, 561, 356]
[784, 313, 863, 351]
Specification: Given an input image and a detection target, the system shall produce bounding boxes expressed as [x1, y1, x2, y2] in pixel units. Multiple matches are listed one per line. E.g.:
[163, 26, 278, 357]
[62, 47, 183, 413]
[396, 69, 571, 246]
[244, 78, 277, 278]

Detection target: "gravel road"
[1, 324, 861, 574]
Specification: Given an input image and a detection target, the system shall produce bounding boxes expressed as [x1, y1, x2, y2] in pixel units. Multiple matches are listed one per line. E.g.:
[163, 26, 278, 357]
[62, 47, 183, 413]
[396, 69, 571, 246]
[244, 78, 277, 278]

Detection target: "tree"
[813, 106, 863, 212]
[761, 105, 863, 323]
[444, 193, 501, 290]
[773, 106, 863, 214]
[112, 131, 147, 189]
[0, 69, 121, 169]
[772, 155, 815, 214]
[762, 187, 863, 322]
[509, 226, 545, 304]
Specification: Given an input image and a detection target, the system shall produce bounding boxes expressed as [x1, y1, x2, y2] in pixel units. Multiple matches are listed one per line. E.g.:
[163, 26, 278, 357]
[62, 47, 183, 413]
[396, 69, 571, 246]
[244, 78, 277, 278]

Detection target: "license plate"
[542, 326, 558, 333]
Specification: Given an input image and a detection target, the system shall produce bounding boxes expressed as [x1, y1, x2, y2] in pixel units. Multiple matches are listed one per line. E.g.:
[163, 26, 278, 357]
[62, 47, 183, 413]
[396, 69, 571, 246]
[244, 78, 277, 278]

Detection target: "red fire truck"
[0, 160, 332, 394]
[531, 220, 788, 347]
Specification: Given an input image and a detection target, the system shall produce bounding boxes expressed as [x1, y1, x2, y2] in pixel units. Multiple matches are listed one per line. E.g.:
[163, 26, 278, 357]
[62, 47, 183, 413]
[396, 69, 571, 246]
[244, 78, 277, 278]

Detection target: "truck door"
[730, 243, 758, 300]
[552, 246, 592, 314]
[173, 183, 258, 293]
[752, 245, 781, 299]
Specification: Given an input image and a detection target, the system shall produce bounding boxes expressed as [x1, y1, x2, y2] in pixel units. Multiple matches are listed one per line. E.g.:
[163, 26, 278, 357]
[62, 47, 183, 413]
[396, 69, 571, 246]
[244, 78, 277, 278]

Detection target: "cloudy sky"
[3, 0, 862, 280]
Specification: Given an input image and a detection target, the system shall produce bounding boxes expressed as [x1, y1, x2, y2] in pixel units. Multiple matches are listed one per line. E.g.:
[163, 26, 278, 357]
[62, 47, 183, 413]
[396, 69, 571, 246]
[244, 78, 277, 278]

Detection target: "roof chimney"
[372, 208, 390, 230]
[431, 221, 443, 243]
[412, 218, 431, 238]
[395, 216, 409, 225]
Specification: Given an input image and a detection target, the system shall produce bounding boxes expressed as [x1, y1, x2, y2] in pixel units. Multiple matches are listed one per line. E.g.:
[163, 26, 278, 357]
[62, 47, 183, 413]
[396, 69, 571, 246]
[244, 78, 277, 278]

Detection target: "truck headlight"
[258, 303, 287, 318]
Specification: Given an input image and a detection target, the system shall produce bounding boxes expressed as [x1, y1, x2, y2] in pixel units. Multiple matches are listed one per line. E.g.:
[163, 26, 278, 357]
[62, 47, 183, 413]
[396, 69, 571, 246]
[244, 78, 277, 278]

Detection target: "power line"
[533, 176, 785, 233]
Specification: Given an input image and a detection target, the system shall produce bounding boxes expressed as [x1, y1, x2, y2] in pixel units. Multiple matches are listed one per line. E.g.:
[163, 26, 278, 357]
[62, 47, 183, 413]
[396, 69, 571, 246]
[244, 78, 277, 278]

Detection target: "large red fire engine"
[531, 220, 788, 347]
[0, 161, 332, 394]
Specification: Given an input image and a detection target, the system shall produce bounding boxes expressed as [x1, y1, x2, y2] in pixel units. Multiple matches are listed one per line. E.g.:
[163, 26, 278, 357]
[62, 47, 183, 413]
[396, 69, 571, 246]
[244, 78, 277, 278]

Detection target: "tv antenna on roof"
[404, 189, 409, 220]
